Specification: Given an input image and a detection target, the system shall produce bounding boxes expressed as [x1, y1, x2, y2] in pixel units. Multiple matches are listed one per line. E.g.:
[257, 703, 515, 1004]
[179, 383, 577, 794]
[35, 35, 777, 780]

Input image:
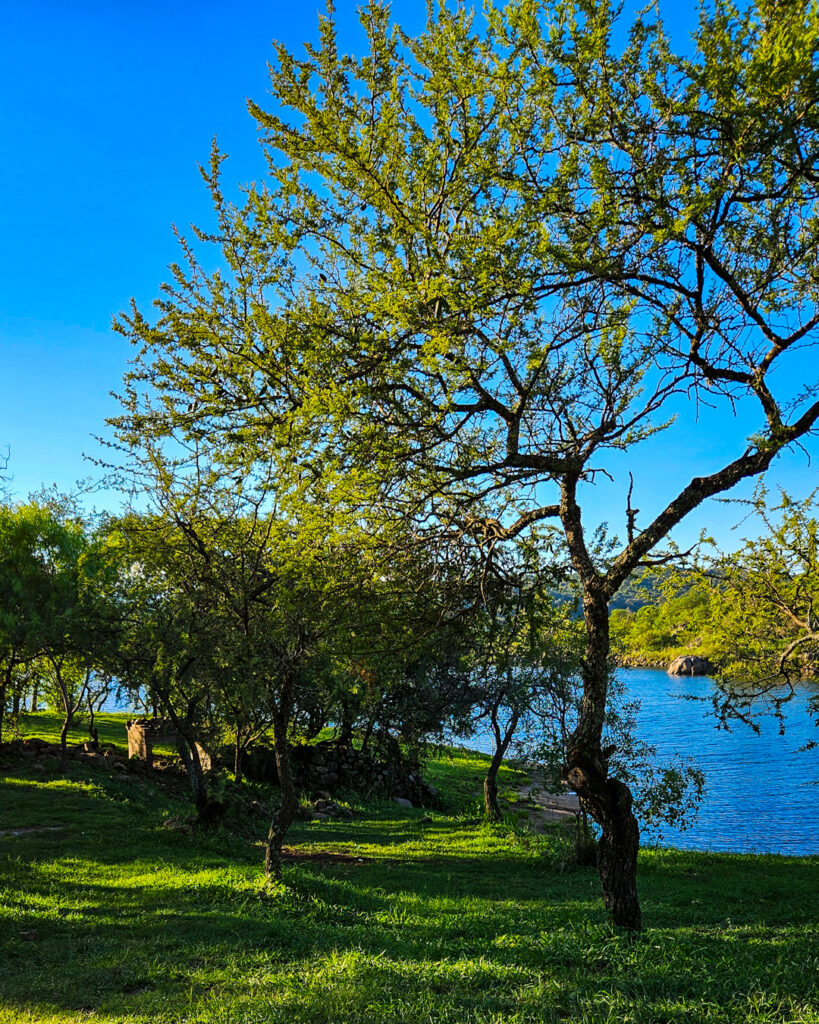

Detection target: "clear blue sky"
[0, 1, 814, 551]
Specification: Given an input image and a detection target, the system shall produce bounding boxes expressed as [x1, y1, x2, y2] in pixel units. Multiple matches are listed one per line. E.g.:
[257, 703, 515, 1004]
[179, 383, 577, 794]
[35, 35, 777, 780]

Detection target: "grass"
[1, 716, 818, 1022]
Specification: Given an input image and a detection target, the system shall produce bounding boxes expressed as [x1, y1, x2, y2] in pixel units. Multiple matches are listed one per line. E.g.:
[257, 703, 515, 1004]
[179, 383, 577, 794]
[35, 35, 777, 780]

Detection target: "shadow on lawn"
[2, 767, 819, 1020]
[3, 857, 818, 1021]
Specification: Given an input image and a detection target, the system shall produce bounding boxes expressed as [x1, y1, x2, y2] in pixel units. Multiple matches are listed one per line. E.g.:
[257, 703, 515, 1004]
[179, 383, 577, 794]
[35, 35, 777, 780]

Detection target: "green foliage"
[705, 492, 819, 687]
[0, 502, 117, 745]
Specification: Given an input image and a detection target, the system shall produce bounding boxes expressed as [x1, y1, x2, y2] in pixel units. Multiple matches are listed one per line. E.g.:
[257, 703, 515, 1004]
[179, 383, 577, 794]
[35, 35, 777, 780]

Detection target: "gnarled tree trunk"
[560, 475, 642, 932]
[566, 586, 641, 931]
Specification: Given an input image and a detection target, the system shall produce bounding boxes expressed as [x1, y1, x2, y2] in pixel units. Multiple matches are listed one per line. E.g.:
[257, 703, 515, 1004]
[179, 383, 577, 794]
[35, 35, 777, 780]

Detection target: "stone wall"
[243, 739, 439, 807]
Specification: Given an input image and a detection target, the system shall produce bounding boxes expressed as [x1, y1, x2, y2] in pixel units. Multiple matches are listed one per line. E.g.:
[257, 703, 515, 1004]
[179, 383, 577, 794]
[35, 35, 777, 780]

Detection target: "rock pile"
[3, 735, 439, 809]
[0, 737, 183, 777]
[245, 740, 439, 808]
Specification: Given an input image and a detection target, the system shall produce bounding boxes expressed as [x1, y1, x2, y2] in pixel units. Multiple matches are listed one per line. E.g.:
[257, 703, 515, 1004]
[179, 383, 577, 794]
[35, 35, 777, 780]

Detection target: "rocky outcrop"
[667, 655, 716, 676]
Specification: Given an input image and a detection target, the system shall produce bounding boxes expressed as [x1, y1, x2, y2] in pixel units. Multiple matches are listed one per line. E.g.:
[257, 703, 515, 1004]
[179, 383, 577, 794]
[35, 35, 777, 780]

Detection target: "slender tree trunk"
[234, 731, 245, 784]
[29, 683, 38, 713]
[86, 693, 99, 749]
[0, 663, 15, 744]
[265, 680, 297, 880]
[59, 711, 71, 773]
[360, 716, 375, 754]
[176, 731, 212, 816]
[337, 703, 354, 746]
[566, 586, 642, 931]
[484, 707, 519, 822]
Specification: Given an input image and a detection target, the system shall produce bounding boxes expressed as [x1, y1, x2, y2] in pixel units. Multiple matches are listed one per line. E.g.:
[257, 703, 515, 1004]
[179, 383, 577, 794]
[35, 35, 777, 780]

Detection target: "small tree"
[690, 491, 819, 732]
[0, 503, 92, 752]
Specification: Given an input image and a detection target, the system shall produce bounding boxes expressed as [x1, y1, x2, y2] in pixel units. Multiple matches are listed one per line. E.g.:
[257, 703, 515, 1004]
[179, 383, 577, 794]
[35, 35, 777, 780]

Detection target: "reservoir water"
[472, 668, 819, 856]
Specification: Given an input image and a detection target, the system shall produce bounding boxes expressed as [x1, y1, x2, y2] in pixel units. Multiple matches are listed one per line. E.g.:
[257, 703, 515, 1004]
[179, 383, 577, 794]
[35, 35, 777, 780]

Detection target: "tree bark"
[566, 589, 642, 931]
[265, 708, 298, 880]
[59, 713, 71, 773]
[175, 730, 210, 816]
[360, 716, 375, 754]
[484, 706, 519, 822]
[0, 662, 18, 744]
[234, 732, 245, 784]
[560, 476, 642, 931]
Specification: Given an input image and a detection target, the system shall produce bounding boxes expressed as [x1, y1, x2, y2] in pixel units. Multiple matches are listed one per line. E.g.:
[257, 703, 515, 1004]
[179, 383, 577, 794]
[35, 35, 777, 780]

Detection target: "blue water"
[472, 668, 819, 855]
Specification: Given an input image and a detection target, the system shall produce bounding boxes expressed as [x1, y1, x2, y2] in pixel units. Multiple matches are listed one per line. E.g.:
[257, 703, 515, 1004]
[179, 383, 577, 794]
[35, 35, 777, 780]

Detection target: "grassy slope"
[0, 716, 817, 1023]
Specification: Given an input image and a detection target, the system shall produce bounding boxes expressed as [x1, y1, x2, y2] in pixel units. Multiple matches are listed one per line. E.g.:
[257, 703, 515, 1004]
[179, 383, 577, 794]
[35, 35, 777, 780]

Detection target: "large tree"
[112, 0, 819, 928]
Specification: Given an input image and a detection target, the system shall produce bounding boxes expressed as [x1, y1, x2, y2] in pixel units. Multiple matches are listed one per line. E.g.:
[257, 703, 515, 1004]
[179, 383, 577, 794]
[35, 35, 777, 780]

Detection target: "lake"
[471, 667, 819, 856]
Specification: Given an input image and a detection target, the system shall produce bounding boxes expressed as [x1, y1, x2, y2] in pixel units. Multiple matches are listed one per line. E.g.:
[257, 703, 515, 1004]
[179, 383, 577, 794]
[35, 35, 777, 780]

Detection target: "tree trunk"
[337, 704, 354, 746]
[265, 707, 297, 880]
[0, 662, 18, 744]
[234, 733, 244, 784]
[566, 584, 642, 932]
[86, 693, 99, 749]
[29, 684, 38, 713]
[484, 706, 519, 822]
[176, 731, 210, 817]
[0, 670, 8, 745]
[360, 716, 375, 754]
[59, 713, 71, 773]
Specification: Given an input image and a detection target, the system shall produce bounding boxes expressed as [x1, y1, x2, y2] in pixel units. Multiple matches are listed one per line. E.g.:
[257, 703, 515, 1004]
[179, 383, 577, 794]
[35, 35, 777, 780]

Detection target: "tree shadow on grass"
[3, 770, 819, 1021]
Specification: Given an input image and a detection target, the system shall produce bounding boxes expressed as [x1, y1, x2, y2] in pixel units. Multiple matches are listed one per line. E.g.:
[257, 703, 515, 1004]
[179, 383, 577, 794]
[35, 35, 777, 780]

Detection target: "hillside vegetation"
[610, 584, 717, 668]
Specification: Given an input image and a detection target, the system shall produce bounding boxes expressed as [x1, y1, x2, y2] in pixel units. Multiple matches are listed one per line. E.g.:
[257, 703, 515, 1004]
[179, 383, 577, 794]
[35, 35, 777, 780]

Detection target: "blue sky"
[0, 0, 814, 551]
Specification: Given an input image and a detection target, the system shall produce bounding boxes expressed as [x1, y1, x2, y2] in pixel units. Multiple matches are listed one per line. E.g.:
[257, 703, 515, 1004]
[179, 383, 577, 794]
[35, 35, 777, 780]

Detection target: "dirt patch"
[512, 771, 580, 832]
[281, 847, 370, 865]
[0, 826, 65, 838]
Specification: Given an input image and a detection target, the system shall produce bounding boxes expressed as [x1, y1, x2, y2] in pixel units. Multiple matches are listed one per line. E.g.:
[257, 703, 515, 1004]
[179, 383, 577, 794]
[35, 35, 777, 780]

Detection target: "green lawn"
[1, 717, 818, 1023]
[11, 710, 134, 751]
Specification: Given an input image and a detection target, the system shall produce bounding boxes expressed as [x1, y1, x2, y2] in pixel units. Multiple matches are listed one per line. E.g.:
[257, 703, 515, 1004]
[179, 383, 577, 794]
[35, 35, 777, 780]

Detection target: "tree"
[693, 491, 819, 730]
[463, 575, 583, 821]
[111, 1, 819, 929]
[105, 442, 411, 872]
[0, 504, 90, 748]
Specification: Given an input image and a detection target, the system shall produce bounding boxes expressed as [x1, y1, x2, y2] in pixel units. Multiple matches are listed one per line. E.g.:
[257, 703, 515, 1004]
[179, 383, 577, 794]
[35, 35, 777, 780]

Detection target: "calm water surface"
[624, 668, 819, 855]
[471, 668, 819, 855]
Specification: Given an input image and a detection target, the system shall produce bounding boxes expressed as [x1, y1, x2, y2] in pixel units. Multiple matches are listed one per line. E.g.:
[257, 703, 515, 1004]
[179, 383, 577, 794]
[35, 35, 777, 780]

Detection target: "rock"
[249, 800, 268, 817]
[19, 930, 38, 942]
[668, 655, 716, 676]
[313, 812, 330, 821]
[162, 816, 191, 832]
[419, 815, 433, 824]
[393, 797, 413, 809]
